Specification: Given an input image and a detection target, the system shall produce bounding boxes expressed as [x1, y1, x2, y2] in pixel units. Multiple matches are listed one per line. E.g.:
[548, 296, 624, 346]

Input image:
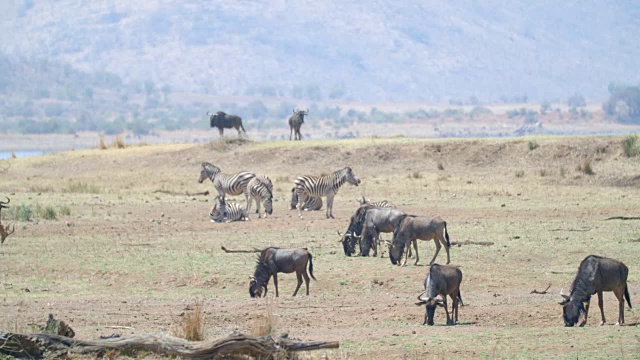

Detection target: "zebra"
[198, 162, 255, 210]
[290, 188, 323, 211]
[247, 176, 273, 219]
[210, 196, 250, 222]
[294, 166, 361, 219]
[359, 196, 395, 208]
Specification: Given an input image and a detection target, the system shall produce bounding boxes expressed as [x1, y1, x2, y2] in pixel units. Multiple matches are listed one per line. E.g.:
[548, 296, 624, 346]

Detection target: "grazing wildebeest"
[0, 197, 15, 248]
[559, 255, 632, 327]
[209, 196, 250, 223]
[288, 108, 308, 141]
[208, 111, 246, 137]
[389, 216, 451, 266]
[290, 188, 323, 211]
[249, 247, 316, 298]
[359, 207, 408, 257]
[294, 166, 361, 219]
[416, 264, 463, 325]
[198, 162, 255, 210]
[246, 176, 273, 219]
[338, 205, 369, 257]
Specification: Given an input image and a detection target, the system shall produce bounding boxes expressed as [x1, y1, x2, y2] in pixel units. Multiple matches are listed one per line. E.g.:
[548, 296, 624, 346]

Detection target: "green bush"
[17, 204, 32, 221]
[622, 134, 640, 157]
[42, 206, 57, 220]
[59, 206, 71, 216]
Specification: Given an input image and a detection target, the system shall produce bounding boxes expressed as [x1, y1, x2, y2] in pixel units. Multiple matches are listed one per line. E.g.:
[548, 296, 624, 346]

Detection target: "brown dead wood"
[0, 331, 339, 359]
[530, 284, 552, 295]
[221, 245, 263, 253]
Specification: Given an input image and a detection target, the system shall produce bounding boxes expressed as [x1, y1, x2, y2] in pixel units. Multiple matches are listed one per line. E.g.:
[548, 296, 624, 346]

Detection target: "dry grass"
[251, 303, 274, 337]
[174, 302, 204, 341]
[437, 161, 445, 170]
[99, 136, 108, 150]
[113, 135, 126, 149]
[578, 159, 595, 175]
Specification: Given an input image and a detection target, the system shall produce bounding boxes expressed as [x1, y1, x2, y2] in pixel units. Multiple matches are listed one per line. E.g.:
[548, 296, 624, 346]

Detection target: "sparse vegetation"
[622, 134, 639, 157]
[174, 302, 204, 341]
[59, 206, 71, 216]
[41, 206, 57, 220]
[409, 171, 423, 179]
[63, 181, 101, 194]
[437, 162, 444, 171]
[515, 170, 525, 178]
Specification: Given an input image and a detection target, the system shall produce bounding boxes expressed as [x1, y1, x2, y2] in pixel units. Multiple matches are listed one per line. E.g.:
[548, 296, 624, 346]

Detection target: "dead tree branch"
[530, 284, 552, 295]
[0, 332, 338, 359]
[221, 246, 263, 253]
[605, 216, 640, 221]
[550, 227, 591, 232]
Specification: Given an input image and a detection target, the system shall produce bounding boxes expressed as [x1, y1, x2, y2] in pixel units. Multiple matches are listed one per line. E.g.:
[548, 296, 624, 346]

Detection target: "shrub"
[437, 162, 444, 170]
[59, 206, 71, 216]
[409, 171, 423, 179]
[515, 170, 525, 178]
[42, 206, 57, 220]
[622, 134, 639, 157]
[528, 140, 539, 150]
[17, 204, 33, 221]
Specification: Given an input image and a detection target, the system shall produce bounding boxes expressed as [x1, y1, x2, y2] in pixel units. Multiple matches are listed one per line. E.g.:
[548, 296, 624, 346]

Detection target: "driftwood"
[0, 332, 339, 359]
[221, 246, 263, 253]
[530, 284, 552, 295]
[605, 216, 640, 221]
[450, 240, 494, 246]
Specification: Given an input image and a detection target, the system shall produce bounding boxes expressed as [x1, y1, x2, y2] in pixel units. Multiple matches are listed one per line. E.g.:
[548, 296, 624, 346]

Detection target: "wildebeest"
[389, 216, 451, 266]
[249, 247, 316, 298]
[559, 255, 632, 327]
[209, 196, 250, 222]
[290, 188, 323, 211]
[288, 108, 308, 141]
[0, 197, 15, 248]
[359, 207, 408, 257]
[208, 111, 247, 137]
[338, 205, 369, 257]
[416, 264, 463, 326]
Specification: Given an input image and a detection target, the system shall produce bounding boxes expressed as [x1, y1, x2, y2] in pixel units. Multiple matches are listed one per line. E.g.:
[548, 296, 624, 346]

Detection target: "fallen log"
[221, 246, 263, 253]
[605, 216, 640, 221]
[0, 332, 339, 359]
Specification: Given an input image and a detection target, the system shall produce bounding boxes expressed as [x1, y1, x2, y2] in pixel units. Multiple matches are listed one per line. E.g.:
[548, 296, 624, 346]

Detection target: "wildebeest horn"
[292, 108, 297, 113]
[305, 108, 309, 113]
[0, 197, 9, 207]
[559, 288, 570, 300]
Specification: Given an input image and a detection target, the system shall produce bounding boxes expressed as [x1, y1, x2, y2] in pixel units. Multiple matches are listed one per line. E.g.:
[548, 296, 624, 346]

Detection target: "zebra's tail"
[308, 253, 317, 280]
[444, 221, 451, 248]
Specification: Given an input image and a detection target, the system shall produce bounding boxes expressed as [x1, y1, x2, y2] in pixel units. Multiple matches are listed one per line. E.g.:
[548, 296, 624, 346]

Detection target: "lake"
[0, 151, 45, 159]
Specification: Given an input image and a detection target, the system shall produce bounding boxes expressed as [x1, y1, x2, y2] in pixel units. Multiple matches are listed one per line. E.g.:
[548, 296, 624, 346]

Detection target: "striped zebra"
[209, 196, 250, 222]
[247, 176, 273, 219]
[359, 197, 395, 208]
[290, 188, 323, 211]
[294, 166, 361, 219]
[198, 162, 255, 210]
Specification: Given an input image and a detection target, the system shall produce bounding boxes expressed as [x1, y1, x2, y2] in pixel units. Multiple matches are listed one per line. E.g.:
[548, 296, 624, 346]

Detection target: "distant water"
[0, 151, 45, 159]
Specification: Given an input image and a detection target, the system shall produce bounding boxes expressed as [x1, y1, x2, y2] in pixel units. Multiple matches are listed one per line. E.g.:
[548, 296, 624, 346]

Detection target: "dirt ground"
[1, 135, 640, 359]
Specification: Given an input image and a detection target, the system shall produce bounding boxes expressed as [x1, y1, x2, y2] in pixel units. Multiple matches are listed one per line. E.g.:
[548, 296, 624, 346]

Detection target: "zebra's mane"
[202, 162, 221, 175]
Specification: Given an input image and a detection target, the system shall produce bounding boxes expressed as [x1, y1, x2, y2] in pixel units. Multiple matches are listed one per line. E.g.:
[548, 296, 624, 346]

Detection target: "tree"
[603, 85, 640, 124]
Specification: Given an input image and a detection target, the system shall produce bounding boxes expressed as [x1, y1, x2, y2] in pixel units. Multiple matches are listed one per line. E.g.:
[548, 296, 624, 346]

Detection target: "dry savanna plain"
[1, 135, 640, 359]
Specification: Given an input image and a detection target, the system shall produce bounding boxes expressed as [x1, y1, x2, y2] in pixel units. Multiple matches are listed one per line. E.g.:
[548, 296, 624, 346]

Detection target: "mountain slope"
[1, 1, 639, 102]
